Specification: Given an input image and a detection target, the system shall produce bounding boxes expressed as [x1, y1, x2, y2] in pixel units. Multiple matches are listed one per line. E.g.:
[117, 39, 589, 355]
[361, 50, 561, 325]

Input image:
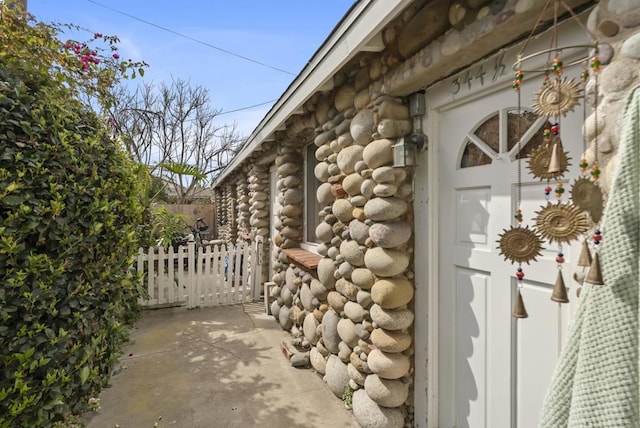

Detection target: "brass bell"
[548, 142, 561, 173]
[577, 239, 593, 267]
[551, 270, 569, 303]
[513, 289, 529, 318]
[585, 252, 604, 285]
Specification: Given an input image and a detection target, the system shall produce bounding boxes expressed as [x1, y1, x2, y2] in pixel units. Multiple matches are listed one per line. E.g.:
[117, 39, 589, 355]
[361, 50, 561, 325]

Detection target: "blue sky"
[28, 0, 355, 137]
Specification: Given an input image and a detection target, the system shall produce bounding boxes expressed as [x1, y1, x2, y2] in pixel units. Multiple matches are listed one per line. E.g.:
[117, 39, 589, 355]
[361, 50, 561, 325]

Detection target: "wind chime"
[497, 0, 603, 318]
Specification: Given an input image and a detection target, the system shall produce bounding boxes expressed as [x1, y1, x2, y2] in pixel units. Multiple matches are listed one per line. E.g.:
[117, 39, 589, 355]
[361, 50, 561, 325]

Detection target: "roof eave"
[212, 0, 413, 189]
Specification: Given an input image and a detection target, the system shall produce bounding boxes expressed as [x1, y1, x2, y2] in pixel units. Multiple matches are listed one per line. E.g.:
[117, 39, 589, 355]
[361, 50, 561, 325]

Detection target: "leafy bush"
[0, 8, 148, 426]
[151, 206, 188, 249]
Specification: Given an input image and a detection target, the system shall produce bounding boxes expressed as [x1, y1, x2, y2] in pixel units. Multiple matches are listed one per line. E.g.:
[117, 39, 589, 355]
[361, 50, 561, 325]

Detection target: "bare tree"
[109, 78, 243, 203]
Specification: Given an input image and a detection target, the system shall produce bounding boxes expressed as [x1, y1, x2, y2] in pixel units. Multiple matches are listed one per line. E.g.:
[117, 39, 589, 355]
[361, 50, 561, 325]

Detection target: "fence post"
[187, 241, 196, 308]
[137, 248, 145, 305]
[251, 236, 263, 300]
[147, 246, 155, 305]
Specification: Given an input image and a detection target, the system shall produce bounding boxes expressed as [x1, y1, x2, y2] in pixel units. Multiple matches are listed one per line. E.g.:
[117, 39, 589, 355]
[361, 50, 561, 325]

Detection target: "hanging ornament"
[551, 247, 570, 303]
[513, 287, 529, 318]
[528, 142, 571, 181]
[510, 1, 601, 313]
[531, 77, 582, 118]
[573, 238, 592, 292]
[585, 251, 604, 285]
[570, 177, 604, 223]
[577, 238, 593, 267]
[548, 142, 562, 173]
[497, 226, 544, 265]
[534, 202, 590, 244]
[583, 229, 605, 285]
[551, 269, 570, 303]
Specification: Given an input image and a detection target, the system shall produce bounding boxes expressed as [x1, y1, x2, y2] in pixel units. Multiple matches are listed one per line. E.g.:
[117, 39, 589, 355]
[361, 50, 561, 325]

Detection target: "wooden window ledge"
[282, 248, 321, 271]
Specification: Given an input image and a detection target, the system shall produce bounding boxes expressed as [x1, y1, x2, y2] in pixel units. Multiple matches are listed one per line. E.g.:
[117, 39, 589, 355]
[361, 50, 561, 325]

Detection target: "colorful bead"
[593, 229, 602, 245]
[581, 68, 589, 83]
[553, 57, 563, 75]
[544, 186, 552, 196]
[555, 183, 565, 198]
[513, 70, 524, 92]
[514, 209, 523, 223]
[551, 123, 560, 135]
[516, 267, 525, 280]
[591, 56, 601, 73]
[580, 158, 588, 173]
[556, 252, 565, 264]
[591, 164, 601, 180]
[543, 128, 551, 142]
[543, 74, 551, 86]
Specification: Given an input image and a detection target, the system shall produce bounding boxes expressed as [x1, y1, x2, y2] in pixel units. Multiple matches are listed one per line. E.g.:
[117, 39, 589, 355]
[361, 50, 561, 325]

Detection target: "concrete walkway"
[85, 302, 358, 428]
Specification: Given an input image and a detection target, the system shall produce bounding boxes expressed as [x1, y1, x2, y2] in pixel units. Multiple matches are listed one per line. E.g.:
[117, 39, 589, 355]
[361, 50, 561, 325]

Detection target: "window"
[460, 108, 553, 168]
[302, 142, 322, 251]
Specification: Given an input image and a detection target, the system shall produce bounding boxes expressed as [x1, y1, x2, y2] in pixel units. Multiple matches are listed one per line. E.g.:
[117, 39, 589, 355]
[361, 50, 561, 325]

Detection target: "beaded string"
[588, 55, 602, 254]
[551, 53, 566, 291]
[573, 53, 603, 291]
[512, 59, 526, 295]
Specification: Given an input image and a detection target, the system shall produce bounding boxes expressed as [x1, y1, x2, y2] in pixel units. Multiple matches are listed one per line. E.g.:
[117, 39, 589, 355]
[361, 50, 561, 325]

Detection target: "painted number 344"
[451, 52, 506, 95]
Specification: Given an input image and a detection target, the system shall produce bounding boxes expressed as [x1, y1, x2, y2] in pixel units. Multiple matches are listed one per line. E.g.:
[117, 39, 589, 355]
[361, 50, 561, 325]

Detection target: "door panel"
[455, 268, 489, 428]
[515, 280, 565, 426]
[436, 71, 583, 428]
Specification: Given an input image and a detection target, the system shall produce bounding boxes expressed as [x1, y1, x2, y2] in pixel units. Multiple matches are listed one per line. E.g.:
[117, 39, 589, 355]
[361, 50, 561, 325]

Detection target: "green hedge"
[0, 10, 148, 427]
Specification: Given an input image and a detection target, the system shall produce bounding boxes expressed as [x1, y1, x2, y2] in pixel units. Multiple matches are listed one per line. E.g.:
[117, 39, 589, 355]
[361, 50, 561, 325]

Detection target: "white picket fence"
[136, 239, 261, 309]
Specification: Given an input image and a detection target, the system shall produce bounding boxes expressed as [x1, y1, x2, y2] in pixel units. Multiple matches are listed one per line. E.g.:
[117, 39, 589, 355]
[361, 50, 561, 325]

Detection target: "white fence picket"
[137, 240, 258, 309]
[167, 246, 175, 303]
[147, 246, 156, 306]
[241, 242, 251, 301]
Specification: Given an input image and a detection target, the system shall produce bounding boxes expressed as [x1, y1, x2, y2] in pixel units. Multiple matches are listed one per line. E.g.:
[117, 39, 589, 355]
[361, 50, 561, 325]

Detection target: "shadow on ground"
[84, 302, 357, 428]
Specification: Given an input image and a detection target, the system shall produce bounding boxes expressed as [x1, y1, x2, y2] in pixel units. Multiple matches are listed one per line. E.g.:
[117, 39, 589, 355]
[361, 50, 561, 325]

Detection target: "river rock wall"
[584, 0, 640, 194]
[268, 92, 416, 428]
[212, 1, 640, 427]
[214, 182, 235, 242]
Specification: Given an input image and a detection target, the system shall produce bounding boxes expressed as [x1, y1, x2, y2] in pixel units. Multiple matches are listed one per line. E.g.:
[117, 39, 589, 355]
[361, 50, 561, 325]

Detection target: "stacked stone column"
[269, 87, 416, 427]
[273, 142, 304, 250]
[248, 164, 271, 285]
[248, 165, 270, 239]
[221, 182, 236, 242]
[269, 141, 305, 314]
[235, 173, 250, 239]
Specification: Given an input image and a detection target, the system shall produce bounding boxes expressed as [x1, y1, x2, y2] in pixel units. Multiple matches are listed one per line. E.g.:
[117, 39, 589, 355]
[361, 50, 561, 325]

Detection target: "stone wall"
[273, 141, 304, 250]
[215, 181, 236, 242]
[212, 1, 640, 426]
[584, 1, 640, 194]
[267, 91, 416, 427]
[235, 167, 250, 239]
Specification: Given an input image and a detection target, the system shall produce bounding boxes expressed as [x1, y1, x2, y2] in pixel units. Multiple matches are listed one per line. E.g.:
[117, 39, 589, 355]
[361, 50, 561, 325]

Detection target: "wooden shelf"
[282, 248, 321, 271]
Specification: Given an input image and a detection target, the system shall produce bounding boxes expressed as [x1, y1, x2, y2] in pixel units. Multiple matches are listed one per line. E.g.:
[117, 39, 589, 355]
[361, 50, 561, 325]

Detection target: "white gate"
[137, 239, 262, 309]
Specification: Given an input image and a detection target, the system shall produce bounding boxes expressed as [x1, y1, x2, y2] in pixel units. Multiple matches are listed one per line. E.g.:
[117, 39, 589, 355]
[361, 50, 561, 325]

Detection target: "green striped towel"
[539, 85, 640, 427]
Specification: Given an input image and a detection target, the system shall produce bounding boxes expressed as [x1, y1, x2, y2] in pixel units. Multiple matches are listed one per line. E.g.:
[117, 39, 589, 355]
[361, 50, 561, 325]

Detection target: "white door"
[435, 73, 584, 427]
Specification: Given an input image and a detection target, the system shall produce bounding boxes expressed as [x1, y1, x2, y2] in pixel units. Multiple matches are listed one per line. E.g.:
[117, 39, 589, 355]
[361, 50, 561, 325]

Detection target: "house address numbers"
[451, 51, 508, 95]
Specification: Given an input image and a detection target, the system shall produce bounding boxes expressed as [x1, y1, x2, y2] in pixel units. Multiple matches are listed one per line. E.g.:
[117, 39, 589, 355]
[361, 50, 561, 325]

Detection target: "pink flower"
[112, 53, 120, 60]
[109, 119, 115, 126]
[94, 33, 102, 38]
